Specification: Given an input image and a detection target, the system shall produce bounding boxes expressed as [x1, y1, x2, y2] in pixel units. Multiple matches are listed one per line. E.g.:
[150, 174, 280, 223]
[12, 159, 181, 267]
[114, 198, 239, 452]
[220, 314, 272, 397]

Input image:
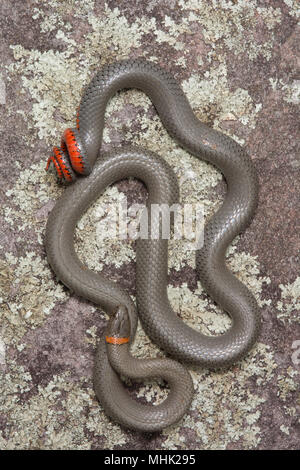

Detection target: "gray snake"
[45, 59, 260, 432]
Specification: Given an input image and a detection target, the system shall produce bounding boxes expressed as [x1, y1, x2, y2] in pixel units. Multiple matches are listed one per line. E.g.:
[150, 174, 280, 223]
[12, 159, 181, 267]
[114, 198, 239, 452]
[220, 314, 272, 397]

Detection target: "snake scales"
[45, 59, 260, 432]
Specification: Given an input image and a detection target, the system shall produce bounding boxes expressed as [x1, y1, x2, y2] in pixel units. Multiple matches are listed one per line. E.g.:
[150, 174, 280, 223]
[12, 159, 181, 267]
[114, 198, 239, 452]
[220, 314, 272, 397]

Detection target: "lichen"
[177, 0, 281, 60]
[276, 277, 300, 324]
[283, 0, 300, 17]
[0, 359, 127, 449]
[269, 77, 300, 105]
[0, 251, 67, 346]
[159, 343, 278, 449]
[182, 64, 262, 138]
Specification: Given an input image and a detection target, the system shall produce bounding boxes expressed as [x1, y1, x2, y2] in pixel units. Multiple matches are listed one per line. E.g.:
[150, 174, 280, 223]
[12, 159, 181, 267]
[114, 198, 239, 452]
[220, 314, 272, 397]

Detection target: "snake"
[45, 59, 260, 432]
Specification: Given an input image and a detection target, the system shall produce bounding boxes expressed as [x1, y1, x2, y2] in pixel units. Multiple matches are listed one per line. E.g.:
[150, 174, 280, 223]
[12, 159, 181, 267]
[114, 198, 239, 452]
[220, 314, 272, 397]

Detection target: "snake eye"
[46, 146, 77, 183]
[62, 127, 90, 176]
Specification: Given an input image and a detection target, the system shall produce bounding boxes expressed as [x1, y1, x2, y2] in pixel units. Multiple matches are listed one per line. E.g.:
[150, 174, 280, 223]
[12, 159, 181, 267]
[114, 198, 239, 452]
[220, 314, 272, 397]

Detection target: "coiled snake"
[45, 59, 260, 432]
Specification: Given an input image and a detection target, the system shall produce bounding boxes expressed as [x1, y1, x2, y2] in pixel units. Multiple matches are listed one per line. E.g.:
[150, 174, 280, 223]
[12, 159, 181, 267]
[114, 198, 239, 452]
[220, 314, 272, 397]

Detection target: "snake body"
[45, 59, 260, 431]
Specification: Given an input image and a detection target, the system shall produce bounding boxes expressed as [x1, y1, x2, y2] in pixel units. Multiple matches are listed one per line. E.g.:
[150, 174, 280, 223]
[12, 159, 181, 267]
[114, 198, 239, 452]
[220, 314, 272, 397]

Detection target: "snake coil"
[45, 59, 260, 432]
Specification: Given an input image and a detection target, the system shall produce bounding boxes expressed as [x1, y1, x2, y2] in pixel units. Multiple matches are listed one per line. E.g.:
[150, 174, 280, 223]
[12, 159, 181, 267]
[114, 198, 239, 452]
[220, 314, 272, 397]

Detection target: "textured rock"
[0, 0, 299, 450]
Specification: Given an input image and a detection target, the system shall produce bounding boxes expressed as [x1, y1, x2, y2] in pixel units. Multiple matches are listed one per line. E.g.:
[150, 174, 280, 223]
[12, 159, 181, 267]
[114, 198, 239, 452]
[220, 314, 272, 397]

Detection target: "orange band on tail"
[105, 336, 130, 345]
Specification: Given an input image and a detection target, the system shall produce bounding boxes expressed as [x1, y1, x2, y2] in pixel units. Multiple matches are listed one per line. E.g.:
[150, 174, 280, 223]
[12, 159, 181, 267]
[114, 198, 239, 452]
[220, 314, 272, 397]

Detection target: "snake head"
[105, 305, 131, 343]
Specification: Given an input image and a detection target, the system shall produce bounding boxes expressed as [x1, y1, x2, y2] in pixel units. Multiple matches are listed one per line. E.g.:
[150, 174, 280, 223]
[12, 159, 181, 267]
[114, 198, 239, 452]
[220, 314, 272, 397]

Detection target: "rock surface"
[0, 0, 299, 450]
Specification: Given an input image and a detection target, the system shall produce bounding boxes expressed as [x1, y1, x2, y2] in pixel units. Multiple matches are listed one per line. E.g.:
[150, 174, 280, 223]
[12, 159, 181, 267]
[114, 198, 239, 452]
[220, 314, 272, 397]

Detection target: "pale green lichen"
[167, 244, 270, 336]
[32, 6, 73, 33]
[276, 277, 300, 324]
[1, 251, 67, 345]
[0, 359, 127, 449]
[227, 248, 271, 309]
[159, 343, 278, 449]
[280, 424, 290, 435]
[168, 282, 232, 334]
[283, 0, 300, 18]
[282, 80, 300, 105]
[277, 367, 299, 402]
[8, 45, 88, 141]
[86, 4, 156, 58]
[269, 77, 300, 105]
[177, 0, 281, 60]
[182, 63, 262, 142]
[75, 186, 136, 270]
[4, 160, 63, 240]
